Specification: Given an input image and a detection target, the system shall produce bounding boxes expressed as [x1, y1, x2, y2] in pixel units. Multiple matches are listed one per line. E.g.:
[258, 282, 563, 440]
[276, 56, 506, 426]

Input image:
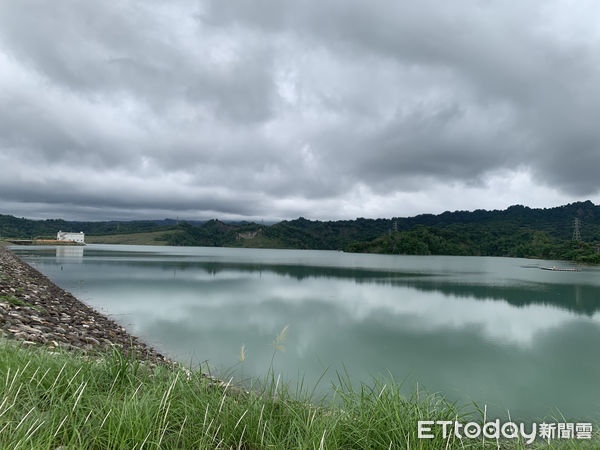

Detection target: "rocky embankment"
[0, 245, 168, 363]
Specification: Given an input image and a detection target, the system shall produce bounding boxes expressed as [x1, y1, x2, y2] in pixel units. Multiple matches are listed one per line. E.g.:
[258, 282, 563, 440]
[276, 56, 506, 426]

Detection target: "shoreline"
[80, 238, 600, 266]
[0, 245, 168, 364]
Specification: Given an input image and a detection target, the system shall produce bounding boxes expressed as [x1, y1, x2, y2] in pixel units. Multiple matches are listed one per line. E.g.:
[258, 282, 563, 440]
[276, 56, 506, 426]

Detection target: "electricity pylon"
[572, 218, 581, 241]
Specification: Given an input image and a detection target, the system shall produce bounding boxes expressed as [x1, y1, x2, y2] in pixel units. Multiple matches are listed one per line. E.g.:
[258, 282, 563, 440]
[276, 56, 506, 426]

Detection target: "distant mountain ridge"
[2, 201, 600, 263]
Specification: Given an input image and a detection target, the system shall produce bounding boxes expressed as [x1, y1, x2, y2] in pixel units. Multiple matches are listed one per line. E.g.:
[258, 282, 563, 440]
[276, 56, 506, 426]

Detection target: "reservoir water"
[11, 244, 600, 422]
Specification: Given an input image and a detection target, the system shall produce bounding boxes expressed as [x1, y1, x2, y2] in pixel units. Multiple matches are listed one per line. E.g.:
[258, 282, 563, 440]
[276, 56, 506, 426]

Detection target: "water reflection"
[56, 257, 600, 316]
[11, 245, 600, 421]
[55, 246, 84, 262]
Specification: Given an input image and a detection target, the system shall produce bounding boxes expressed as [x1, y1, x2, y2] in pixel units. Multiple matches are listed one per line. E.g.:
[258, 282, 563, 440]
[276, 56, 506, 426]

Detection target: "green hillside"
[2, 201, 600, 263]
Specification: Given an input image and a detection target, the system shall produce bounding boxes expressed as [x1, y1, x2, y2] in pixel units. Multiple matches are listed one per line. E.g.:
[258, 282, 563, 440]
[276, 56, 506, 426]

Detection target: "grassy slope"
[85, 230, 177, 245]
[86, 230, 288, 248]
[231, 234, 291, 249]
[0, 342, 597, 449]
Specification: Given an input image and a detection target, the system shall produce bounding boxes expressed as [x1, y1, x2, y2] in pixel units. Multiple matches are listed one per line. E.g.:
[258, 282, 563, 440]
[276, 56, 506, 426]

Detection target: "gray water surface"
[11, 244, 600, 422]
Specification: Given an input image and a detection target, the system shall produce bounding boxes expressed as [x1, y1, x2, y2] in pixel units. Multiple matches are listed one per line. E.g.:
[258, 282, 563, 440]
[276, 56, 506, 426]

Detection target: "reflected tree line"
[78, 258, 600, 317]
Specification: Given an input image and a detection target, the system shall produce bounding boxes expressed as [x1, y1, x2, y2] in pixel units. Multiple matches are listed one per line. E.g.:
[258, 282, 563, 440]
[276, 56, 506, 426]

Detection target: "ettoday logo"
[418, 420, 593, 444]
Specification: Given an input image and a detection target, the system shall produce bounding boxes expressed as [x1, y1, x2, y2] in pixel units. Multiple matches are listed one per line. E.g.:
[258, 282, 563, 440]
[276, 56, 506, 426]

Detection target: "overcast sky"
[1, 1, 599, 222]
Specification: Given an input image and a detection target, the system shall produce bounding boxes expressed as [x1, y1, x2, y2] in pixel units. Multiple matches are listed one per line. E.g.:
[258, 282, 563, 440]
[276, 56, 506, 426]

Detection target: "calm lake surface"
[11, 244, 600, 421]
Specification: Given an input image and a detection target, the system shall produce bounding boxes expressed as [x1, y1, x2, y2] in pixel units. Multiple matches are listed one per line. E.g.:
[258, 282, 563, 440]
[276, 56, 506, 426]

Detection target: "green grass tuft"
[0, 341, 597, 448]
[0, 294, 43, 312]
[0, 294, 29, 307]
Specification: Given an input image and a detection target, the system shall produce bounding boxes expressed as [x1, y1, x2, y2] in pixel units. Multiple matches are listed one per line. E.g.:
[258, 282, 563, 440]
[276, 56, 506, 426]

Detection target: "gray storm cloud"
[0, 0, 599, 221]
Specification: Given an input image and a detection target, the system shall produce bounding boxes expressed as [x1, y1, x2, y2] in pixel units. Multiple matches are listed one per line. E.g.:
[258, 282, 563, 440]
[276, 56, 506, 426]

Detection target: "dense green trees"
[345, 225, 600, 263]
[0, 214, 176, 239]
[2, 201, 600, 263]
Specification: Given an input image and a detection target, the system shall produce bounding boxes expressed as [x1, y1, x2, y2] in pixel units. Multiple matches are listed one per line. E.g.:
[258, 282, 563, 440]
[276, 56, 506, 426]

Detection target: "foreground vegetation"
[0, 341, 597, 448]
[0, 341, 461, 449]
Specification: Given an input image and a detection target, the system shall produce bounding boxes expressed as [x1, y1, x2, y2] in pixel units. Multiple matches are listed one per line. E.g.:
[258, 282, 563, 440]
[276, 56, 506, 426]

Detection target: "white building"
[57, 231, 85, 243]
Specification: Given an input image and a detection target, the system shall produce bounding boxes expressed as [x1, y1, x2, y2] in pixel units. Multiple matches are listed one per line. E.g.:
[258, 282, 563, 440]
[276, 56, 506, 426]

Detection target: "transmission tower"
[572, 218, 581, 241]
[389, 220, 398, 235]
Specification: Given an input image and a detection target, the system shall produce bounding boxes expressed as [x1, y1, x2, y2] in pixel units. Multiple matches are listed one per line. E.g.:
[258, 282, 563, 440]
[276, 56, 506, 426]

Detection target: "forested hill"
[0, 215, 179, 238]
[2, 201, 600, 262]
[393, 200, 600, 241]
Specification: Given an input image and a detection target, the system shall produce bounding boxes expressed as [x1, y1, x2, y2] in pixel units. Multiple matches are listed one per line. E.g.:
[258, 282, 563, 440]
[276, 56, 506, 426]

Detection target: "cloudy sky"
[1, 1, 600, 222]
